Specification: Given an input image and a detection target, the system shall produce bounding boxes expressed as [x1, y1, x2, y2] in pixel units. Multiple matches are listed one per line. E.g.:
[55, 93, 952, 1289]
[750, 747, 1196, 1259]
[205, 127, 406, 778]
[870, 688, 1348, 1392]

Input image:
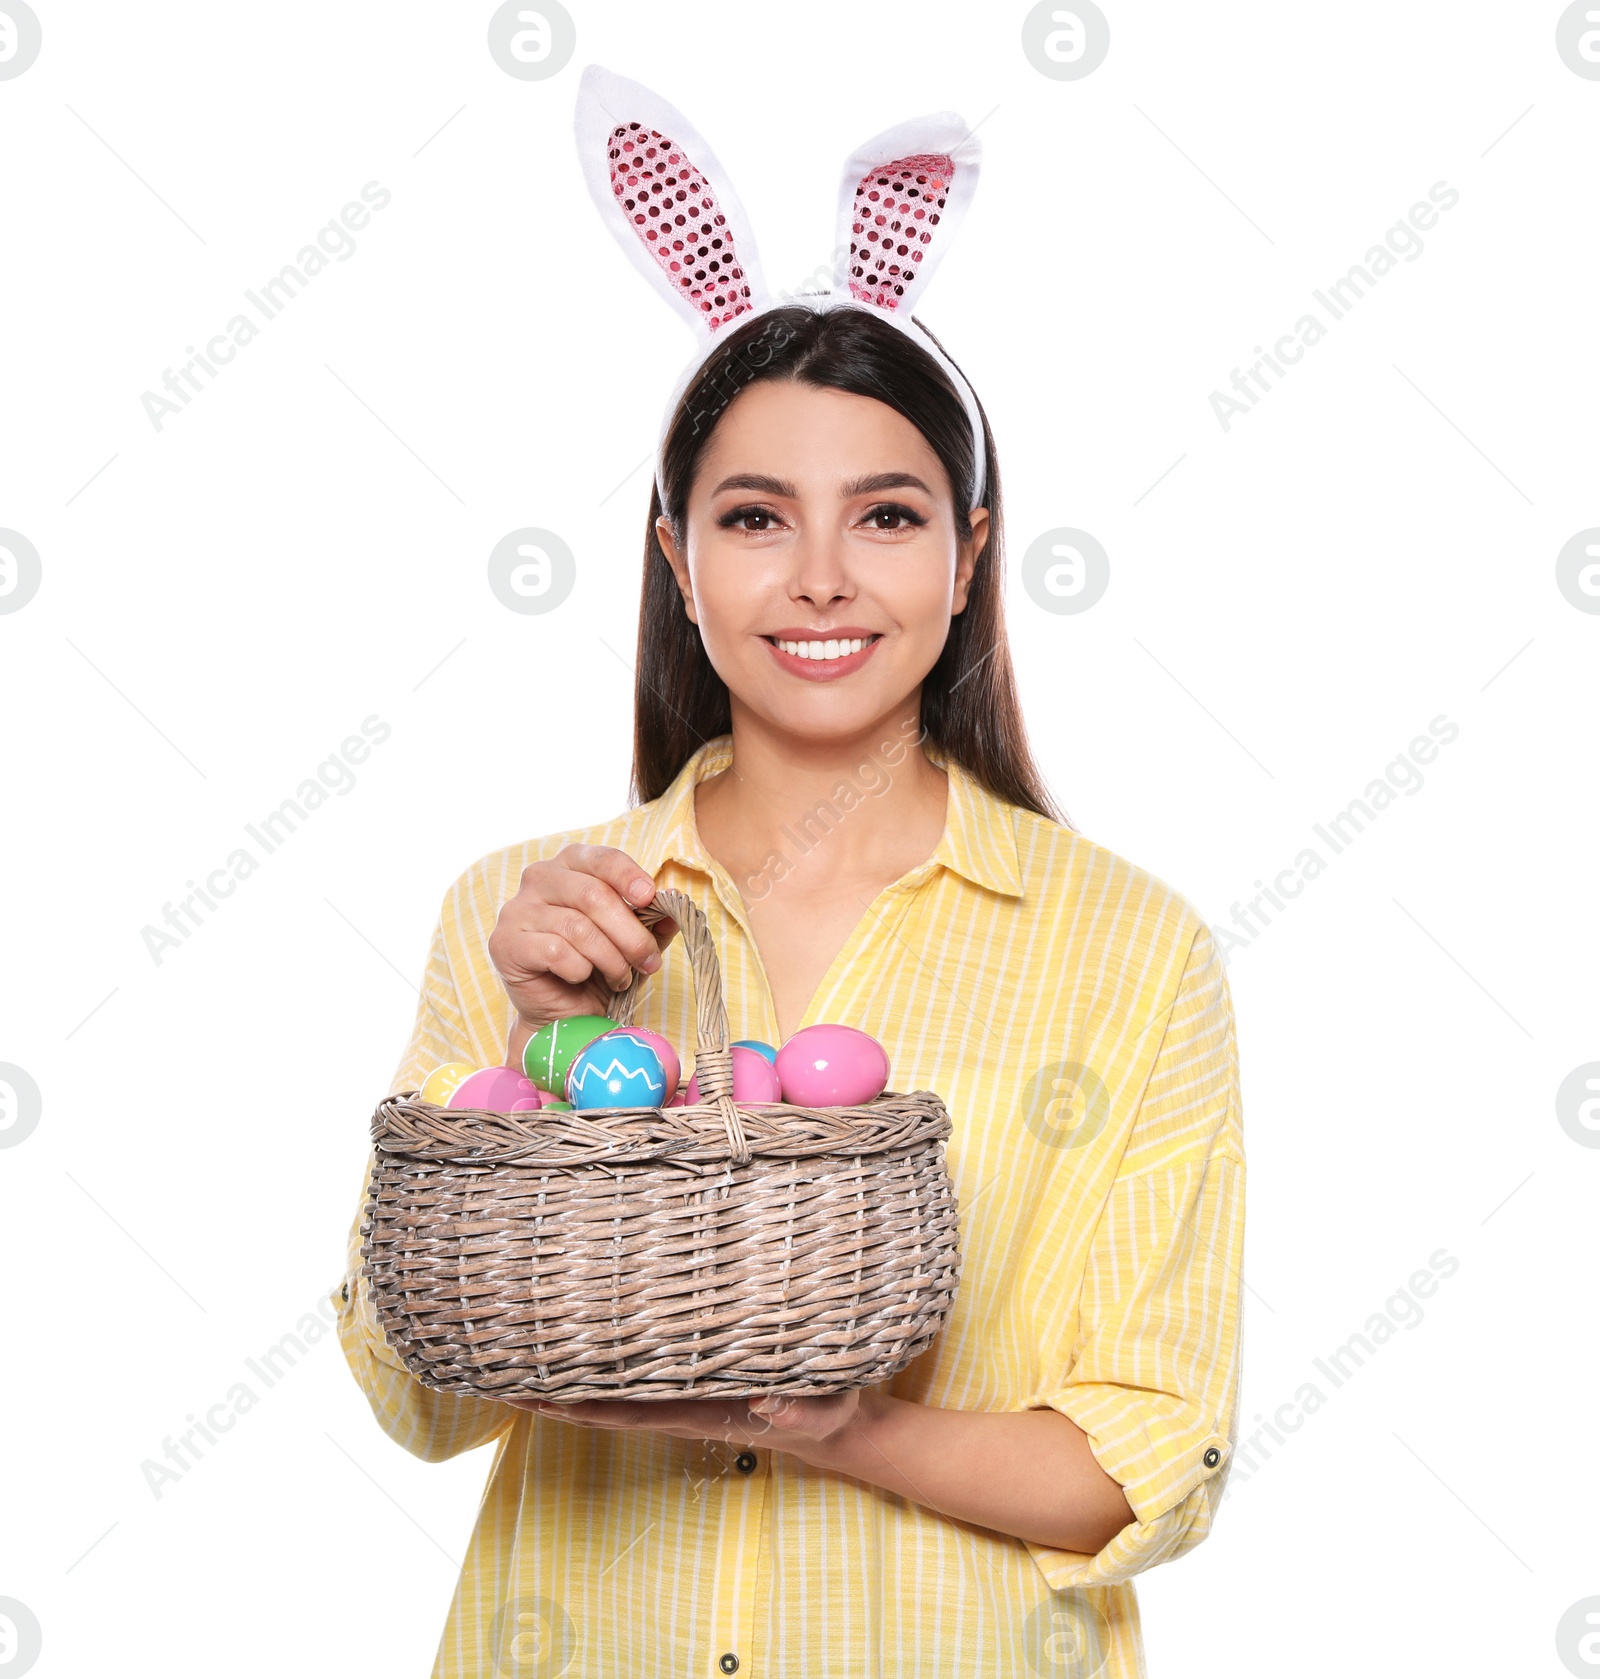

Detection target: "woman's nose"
[790, 532, 854, 607]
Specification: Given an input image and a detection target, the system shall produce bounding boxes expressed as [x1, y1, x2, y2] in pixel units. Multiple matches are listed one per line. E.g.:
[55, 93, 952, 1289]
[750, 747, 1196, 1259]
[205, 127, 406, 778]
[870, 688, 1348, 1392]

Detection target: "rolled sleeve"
[331, 907, 518, 1464]
[1025, 922, 1246, 1590]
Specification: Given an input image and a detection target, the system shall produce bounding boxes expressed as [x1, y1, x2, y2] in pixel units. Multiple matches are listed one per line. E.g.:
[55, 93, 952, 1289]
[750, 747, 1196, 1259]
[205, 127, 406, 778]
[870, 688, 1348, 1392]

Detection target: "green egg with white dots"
[522, 1015, 615, 1095]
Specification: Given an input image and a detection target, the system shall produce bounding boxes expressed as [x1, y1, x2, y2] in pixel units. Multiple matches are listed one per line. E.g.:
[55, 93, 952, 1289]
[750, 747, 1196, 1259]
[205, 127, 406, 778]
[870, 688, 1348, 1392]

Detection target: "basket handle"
[613, 887, 750, 1165]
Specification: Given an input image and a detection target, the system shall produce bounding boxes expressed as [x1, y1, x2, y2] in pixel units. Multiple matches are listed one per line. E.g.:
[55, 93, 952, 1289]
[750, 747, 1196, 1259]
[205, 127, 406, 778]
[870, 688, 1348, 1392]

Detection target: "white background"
[2, 2, 1596, 1675]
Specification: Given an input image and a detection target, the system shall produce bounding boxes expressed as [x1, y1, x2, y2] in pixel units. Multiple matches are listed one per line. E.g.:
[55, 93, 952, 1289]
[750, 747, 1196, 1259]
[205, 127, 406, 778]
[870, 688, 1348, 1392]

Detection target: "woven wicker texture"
[360, 888, 963, 1401]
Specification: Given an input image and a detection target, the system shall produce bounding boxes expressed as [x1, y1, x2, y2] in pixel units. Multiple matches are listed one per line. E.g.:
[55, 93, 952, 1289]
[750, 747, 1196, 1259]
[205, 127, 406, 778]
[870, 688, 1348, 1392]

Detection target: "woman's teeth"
[772, 636, 876, 661]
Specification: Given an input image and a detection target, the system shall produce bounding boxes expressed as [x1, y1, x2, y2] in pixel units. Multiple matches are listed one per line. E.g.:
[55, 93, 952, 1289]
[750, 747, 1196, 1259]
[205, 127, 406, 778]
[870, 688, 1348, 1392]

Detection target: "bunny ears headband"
[573, 64, 988, 508]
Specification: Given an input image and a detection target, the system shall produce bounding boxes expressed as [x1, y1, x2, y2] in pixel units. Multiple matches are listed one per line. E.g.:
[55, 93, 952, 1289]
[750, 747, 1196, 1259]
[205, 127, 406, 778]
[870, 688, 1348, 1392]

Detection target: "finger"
[546, 867, 665, 978]
[526, 909, 637, 994]
[748, 1394, 834, 1433]
[517, 930, 606, 991]
[563, 844, 658, 910]
[537, 1400, 647, 1427]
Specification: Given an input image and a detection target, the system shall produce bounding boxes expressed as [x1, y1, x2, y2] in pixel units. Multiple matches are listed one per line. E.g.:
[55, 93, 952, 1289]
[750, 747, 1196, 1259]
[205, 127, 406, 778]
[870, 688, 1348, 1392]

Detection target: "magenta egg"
[776, 1025, 890, 1107]
[683, 1045, 783, 1105]
[612, 1027, 681, 1098]
[448, 1065, 541, 1111]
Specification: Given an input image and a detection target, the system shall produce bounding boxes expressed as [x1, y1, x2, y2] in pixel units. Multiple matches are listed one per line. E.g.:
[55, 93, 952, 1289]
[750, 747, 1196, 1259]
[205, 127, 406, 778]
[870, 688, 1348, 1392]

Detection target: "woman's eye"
[864, 502, 927, 531]
[715, 502, 926, 532]
[717, 505, 780, 532]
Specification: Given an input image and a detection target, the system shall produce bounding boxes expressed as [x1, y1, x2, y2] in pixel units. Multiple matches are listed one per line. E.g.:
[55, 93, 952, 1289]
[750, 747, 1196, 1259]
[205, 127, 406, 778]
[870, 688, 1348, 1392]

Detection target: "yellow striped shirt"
[333, 734, 1246, 1678]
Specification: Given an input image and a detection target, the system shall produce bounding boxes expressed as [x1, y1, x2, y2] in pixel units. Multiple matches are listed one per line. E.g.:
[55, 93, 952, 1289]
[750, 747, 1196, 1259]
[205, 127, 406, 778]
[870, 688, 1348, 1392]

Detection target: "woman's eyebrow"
[709, 472, 797, 497]
[709, 470, 934, 499]
[839, 471, 933, 498]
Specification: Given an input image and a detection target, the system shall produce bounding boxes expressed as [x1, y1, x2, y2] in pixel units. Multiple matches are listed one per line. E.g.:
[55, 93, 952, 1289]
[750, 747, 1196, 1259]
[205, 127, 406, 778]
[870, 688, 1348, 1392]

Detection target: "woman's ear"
[655, 513, 699, 625]
[951, 506, 989, 616]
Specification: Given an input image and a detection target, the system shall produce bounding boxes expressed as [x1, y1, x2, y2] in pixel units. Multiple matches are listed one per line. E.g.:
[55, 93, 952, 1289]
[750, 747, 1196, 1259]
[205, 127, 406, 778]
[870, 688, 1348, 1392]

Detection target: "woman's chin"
[707, 642, 934, 744]
[746, 684, 916, 747]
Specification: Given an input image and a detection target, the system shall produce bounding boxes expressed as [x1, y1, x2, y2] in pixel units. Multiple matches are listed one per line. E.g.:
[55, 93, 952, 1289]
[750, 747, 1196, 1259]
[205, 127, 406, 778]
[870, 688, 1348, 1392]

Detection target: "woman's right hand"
[487, 844, 677, 1067]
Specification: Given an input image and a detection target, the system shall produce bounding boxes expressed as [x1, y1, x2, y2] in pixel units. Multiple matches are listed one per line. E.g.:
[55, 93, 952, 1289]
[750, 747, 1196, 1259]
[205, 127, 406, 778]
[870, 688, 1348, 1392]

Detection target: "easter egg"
[543, 1099, 573, 1112]
[448, 1065, 541, 1112]
[684, 1045, 783, 1105]
[522, 1015, 615, 1095]
[566, 1032, 667, 1110]
[616, 1027, 681, 1097]
[508, 1093, 546, 1113]
[731, 1038, 778, 1065]
[776, 1024, 890, 1107]
[419, 1062, 475, 1105]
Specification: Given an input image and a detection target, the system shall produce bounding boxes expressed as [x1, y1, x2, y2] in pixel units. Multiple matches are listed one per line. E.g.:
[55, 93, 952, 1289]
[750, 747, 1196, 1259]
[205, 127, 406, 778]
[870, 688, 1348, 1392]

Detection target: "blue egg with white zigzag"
[565, 1029, 668, 1110]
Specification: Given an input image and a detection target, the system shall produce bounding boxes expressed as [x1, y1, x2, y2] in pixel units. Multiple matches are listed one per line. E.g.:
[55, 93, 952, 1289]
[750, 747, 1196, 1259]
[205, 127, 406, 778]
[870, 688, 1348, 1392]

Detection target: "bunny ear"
[833, 112, 981, 315]
[574, 64, 768, 339]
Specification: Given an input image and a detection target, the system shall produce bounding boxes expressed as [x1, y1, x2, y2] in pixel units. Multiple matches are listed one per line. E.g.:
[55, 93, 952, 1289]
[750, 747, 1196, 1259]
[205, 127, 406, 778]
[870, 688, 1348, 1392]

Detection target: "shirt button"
[718, 1654, 739, 1673]
[734, 1451, 757, 1474]
[1203, 1447, 1221, 1467]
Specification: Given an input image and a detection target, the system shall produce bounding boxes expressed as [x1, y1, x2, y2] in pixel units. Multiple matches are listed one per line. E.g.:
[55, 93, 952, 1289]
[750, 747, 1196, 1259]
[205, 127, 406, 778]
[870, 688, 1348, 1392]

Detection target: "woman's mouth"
[762, 632, 883, 679]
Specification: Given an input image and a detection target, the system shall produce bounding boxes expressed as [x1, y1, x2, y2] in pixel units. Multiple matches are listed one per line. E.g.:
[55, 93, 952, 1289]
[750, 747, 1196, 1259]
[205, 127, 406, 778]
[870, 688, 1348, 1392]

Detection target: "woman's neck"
[691, 699, 950, 1038]
[693, 700, 949, 907]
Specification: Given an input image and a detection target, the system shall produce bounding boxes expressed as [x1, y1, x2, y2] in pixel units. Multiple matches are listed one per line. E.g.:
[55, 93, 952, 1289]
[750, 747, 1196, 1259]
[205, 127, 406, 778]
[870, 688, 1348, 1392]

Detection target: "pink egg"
[683, 1045, 783, 1105]
[776, 1025, 890, 1107]
[605, 1027, 680, 1098]
[508, 1093, 546, 1112]
[447, 1066, 541, 1111]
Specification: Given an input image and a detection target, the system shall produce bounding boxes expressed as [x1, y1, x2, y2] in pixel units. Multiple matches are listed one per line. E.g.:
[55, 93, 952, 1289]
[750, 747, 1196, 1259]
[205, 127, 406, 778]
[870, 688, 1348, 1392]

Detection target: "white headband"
[573, 65, 987, 510]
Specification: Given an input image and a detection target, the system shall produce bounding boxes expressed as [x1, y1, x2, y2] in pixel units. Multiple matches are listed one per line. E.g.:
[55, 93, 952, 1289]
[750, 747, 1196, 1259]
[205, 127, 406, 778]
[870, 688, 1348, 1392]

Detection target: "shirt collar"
[925, 748, 1026, 898]
[630, 736, 730, 882]
[632, 735, 1024, 900]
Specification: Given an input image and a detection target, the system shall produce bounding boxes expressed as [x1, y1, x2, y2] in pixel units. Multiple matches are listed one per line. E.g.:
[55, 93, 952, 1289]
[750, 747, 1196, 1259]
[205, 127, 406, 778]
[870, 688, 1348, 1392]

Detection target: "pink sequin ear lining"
[849, 153, 954, 310]
[608, 122, 754, 330]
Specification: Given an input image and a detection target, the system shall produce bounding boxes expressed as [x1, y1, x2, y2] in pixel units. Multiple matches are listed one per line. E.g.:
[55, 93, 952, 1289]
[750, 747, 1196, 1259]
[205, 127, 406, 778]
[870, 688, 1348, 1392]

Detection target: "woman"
[334, 300, 1245, 1677]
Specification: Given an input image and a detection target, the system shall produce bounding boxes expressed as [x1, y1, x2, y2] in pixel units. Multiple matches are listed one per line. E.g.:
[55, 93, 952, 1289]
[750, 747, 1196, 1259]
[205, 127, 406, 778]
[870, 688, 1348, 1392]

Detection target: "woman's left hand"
[505, 1388, 876, 1456]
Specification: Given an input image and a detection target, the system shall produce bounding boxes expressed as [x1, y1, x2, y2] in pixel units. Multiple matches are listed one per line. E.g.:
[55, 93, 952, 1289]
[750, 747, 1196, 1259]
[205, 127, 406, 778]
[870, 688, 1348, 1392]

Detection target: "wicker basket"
[359, 887, 963, 1402]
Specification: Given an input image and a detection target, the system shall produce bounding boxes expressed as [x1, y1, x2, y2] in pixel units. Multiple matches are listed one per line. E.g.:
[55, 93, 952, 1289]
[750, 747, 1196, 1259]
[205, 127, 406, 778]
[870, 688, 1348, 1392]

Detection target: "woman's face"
[656, 378, 989, 745]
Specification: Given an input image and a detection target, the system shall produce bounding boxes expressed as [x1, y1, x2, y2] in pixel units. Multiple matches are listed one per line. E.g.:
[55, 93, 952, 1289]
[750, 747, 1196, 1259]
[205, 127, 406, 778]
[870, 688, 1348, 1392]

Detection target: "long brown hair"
[631, 303, 1065, 825]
